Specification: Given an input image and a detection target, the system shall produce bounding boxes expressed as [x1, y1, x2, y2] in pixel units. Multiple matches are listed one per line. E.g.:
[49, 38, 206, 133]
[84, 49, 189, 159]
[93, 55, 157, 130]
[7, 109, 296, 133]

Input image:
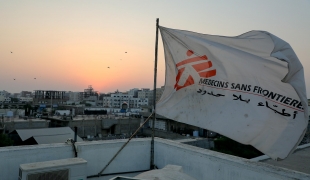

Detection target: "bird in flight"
[107, 67, 110, 68]
[125, 52, 127, 53]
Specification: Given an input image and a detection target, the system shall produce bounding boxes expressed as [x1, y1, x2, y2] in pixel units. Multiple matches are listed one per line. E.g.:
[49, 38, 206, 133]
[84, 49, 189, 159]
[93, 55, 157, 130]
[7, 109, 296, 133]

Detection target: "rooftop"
[10, 127, 83, 144]
[0, 138, 309, 180]
[255, 144, 310, 174]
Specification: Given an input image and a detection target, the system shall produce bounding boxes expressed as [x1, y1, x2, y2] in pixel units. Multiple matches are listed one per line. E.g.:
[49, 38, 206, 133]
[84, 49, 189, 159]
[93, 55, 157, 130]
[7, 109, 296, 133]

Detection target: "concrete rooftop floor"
[261, 145, 310, 174]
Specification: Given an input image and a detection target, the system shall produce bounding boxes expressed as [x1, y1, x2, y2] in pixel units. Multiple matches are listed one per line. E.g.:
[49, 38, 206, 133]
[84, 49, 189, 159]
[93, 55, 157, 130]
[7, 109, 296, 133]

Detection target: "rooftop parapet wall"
[0, 138, 309, 180]
[0, 115, 202, 139]
[0, 144, 73, 180]
[0, 139, 151, 180]
[77, 139, 150, 176]
[154, 138, 310, 180]
[3, 119, 49, 132]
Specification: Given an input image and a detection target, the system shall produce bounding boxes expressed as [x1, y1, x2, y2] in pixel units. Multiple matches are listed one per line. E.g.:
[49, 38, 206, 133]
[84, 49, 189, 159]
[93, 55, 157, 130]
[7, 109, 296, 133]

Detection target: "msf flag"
[156, 26, 308, 160]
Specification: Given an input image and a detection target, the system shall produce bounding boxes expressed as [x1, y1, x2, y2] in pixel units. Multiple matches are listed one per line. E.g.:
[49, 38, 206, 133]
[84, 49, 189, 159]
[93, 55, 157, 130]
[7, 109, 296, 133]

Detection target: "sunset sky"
[1, 1, 310, 96]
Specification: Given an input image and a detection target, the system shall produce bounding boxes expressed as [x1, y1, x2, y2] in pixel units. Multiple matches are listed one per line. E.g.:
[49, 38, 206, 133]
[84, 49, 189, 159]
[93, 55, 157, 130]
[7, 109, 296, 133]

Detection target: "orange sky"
[1, 1, 310, 96]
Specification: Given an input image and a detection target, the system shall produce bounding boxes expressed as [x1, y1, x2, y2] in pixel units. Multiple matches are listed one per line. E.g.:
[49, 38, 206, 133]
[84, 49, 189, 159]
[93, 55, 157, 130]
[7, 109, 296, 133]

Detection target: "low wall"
[77, 139, 150, 176]
[67, 118, 141, 137]
[3, 119, 49, 132]
[0, 138, 309, 180]
[0, 139, 151, 180]
[46, 118, 141, 138]
[111, 118, 141, 135]
[176, 138, 214, 149]
[154, 138, 310, 180]
[68, 119, 102, 137]
[142, 128, 185, 139]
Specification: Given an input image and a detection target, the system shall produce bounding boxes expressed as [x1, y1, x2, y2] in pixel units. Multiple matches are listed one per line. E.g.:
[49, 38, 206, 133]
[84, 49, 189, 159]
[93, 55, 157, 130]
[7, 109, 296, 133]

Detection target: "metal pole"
[151, 18, 159, 169]
[74, 126, 77, 142]
[50, 92, 53, 115]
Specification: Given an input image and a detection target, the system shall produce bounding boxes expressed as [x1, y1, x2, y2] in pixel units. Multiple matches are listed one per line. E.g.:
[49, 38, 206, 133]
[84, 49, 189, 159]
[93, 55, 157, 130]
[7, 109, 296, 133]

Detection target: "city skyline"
[1, 1, 310, 96]
[2, 86, 157, 95]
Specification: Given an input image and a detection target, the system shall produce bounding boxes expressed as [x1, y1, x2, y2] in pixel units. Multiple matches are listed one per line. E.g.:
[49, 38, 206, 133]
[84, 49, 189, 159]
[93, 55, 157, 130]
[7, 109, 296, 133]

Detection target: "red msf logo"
[174, 50, 216, 91]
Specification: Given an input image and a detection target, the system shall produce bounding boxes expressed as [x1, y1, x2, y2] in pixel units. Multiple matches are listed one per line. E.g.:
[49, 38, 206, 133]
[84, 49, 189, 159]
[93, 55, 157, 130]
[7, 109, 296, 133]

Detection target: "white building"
[138, 88, 153, 106]
[0, 96, 11, 103]
[137, 88, 152, 99]
[137, 86, 165, 106]
[128, 88, 139, 97]
[103, 91, 148, 109]
[0, 96, 4, 103]
[101, 87, 164, 113]
[19, 97, 33, 103]
[0, 90, 10, 97]
[5, 97, 11, 103]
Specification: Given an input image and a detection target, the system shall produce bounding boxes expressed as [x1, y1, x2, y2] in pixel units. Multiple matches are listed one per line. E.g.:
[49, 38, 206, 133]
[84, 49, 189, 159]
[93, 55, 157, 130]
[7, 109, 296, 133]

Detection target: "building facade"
[0, 96, 11, 103]
[83, 85, 98, 101]
[0, 90, 9, 97]
[33, 90, 67, 105]
[103, 91, 148, 109]
[128, 88, 139, 97]
[20, 91, 32, 97]
[155, 86, 165, 102]
[137, 88, 152, 99]
[67, 91, 83, 102]
[19, 97, 33, 103]
[137, 86, 165, 106]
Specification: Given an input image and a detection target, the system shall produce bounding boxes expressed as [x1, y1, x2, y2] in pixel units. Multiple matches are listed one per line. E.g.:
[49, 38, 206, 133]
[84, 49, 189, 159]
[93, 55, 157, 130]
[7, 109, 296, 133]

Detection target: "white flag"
[156, 26, 308, 160]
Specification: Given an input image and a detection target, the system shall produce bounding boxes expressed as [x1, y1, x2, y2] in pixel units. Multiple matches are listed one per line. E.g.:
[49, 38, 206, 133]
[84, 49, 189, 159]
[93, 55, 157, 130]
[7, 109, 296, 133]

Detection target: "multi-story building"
[67, 91, 83, 102]
[138, 88, 153, 106]
[0, 90, 9, 97]
[128, 88, 139, 97]
[33, 90, 67, 105]
[137, 88, 151, 99]
[155, 86, 165, 102]
[139, 86, 165, 106]
[83, 85, 98, 101]
[20, 91, 32, 97]
[0, 95, 4, 102]
[12, 93, 20, 98]
[103, 90, 148, 109]
[0, 96, 11, 103]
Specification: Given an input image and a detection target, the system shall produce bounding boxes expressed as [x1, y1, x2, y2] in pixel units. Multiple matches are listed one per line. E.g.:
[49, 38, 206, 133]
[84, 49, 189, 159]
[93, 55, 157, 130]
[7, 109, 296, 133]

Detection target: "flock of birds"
[11, 51, 36, 80]
[14, 78, 36, 81]
[107, 51, 127, 69]
[11, 51, 128, 79]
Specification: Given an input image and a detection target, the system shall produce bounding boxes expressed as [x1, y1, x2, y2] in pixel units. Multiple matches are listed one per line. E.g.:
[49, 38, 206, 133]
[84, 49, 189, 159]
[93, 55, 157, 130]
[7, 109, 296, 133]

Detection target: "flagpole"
[151, 18, 159, 169]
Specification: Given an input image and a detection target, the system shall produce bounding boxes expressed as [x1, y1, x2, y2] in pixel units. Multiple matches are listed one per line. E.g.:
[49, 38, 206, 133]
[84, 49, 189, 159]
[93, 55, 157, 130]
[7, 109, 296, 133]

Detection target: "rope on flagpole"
[97, 112, 154, 177]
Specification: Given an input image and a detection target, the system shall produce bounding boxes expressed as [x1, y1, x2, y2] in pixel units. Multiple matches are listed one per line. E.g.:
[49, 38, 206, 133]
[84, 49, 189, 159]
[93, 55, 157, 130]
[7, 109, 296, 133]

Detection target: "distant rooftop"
[257, 144, 310, 174]
[10, 127, 82, 145]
